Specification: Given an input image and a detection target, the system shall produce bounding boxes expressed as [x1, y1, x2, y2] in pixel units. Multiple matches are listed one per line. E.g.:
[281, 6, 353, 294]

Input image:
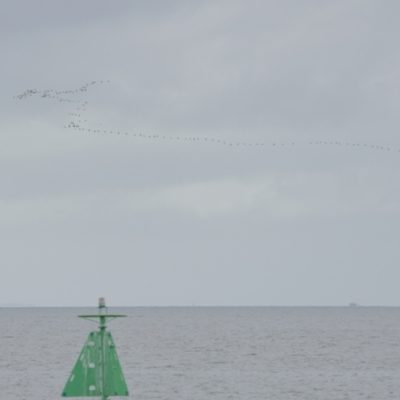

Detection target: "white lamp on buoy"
[99, 297, 106, 308]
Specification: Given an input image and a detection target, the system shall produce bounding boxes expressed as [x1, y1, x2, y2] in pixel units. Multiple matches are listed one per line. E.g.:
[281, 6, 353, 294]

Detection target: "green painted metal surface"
[62, 331, 102, 397]
[61, 301, 129, 399]
[61, 331, 129, 397]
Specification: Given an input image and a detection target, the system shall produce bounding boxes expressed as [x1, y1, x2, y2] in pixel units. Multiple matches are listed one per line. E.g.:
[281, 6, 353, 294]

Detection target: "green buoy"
[61, 298, 129, 399]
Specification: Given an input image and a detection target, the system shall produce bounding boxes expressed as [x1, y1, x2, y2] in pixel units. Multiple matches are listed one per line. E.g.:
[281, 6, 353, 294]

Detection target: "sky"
[1, 0, 400, 306]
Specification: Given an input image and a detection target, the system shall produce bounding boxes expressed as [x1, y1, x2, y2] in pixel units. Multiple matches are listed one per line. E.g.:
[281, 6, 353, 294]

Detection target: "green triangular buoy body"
[62, 331, 128, 397]
[61, 299, 129, 399]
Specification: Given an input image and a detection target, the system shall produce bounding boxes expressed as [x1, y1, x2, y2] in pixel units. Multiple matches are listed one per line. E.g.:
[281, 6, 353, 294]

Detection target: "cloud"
[2, 166, 398, 227]
[2, 0, 400, 305]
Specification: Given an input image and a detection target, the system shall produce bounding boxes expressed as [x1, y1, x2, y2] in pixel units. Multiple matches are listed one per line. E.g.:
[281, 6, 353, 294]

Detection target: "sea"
[1, 306, 400, 399]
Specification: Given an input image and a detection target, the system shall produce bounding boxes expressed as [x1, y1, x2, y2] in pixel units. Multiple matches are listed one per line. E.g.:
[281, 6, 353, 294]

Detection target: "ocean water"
[1, 307, 400, 399]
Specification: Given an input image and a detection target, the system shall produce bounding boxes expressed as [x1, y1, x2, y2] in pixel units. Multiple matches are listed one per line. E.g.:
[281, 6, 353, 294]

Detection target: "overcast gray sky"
[2, 0, 400, 306]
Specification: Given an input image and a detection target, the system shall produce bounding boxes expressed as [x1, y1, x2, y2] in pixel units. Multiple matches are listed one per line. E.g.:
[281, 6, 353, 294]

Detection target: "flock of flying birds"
[13, 80, 397, 153]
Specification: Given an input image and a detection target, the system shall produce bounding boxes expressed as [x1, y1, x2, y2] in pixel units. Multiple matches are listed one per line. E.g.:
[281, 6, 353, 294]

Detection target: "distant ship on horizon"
[349, 302, 358, 307]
